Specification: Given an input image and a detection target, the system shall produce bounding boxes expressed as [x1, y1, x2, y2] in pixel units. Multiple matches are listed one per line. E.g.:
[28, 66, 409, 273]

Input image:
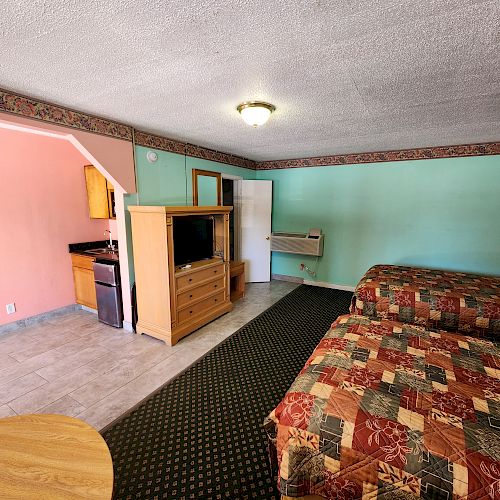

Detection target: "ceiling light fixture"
[237, 101, 276, 127]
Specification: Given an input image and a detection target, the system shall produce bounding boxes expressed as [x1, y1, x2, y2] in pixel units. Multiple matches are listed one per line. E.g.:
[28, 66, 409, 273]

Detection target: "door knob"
[265, 236, 270, 240]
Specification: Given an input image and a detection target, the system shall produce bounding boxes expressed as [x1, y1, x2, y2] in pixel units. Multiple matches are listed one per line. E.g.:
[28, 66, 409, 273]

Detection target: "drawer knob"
[189, 294, 193, 298]
[189, 310, 193, 314]
[214, 270, 217, 273]
[214, 284, 218, 288]
[189, 278, 193, 282]
[214, 299, 218, 302]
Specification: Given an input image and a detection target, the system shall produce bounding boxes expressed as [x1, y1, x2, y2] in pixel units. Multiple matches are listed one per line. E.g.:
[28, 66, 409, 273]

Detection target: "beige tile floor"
[0, 281, 297, 430]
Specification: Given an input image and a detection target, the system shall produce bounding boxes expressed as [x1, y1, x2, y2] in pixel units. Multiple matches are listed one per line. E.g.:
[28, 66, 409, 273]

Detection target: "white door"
[240, 180, 272, 282]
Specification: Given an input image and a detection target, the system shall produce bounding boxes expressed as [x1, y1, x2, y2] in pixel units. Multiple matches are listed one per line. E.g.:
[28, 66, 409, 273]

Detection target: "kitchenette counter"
[68, 240, 119, 262]
[69, 240, 123, 326]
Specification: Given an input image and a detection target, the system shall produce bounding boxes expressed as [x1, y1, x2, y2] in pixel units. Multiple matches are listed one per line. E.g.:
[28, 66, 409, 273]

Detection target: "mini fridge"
[93, 261, 123, 328]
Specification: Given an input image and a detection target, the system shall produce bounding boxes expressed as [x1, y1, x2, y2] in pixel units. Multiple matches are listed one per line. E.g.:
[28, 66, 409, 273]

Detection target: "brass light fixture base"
[236, 101, 276, 127]
[236, 101, 276, 114]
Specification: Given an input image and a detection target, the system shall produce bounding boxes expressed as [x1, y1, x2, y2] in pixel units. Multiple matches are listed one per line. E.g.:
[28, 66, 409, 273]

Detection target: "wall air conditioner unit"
[270, 229, 324, 256]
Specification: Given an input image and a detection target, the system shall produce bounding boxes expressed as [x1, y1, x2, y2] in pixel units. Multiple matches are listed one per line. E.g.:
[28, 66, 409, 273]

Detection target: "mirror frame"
[192, 169, 222, 206]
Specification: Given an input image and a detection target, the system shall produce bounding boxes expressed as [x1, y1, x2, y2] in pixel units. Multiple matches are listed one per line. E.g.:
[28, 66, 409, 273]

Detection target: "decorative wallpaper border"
[0, 88, 133, 141]
[255, 142, 500, 170]
[1, 88, 498, 171]
[134, 131, 257, 169]
[185, 143, 256, 170]
[134, 130, 185, 155]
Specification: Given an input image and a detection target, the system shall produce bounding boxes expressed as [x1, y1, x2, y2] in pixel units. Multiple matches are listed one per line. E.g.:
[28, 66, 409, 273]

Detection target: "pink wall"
[0, 113, 136, 193]
[0, 128, 111, 325]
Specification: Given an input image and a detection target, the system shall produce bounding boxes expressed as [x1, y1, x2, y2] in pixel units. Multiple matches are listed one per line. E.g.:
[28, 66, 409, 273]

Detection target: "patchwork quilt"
[265, 314, 500, 499]
[350, 265, 500, 337]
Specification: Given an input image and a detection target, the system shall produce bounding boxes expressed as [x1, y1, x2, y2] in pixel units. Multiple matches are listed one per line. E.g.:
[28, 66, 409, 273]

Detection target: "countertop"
[68, 240, 119, 263]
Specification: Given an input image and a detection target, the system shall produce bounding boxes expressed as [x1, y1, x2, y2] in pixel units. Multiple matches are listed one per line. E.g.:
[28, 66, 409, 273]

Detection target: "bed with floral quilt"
[265, 314, 500, 499]
[350, 265, 500, 338]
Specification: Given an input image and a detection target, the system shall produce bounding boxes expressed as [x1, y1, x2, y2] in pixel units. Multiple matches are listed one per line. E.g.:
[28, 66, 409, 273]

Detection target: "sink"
[86, 248, 117, 255]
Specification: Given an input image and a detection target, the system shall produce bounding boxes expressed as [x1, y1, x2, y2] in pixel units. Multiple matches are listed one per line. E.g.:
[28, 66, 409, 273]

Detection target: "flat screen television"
[173, 216, 214, 266]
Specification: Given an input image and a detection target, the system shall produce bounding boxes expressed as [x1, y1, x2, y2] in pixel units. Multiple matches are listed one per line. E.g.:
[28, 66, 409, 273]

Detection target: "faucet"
[105, 230, 114, 251]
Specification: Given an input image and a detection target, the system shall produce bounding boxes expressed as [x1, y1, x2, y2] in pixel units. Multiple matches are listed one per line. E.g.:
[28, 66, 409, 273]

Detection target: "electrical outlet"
[6, 303, 16, 314]
[300, 263, 316, 277]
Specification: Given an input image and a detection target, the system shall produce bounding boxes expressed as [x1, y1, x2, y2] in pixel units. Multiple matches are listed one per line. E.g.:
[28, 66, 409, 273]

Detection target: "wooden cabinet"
[175, 262, 225, 290]
[229, 261, 245, 302]
[71, 254, 97, 309]
[129, 205, 233, 345]
[84, 165, 115, 219]
[177, 277, 224, 307]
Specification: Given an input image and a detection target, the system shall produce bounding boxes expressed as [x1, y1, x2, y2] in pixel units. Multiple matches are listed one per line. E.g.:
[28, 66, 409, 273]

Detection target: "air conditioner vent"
[270, 231, 324, 256]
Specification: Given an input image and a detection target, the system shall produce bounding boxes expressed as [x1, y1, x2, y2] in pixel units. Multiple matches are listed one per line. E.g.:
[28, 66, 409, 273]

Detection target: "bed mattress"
[350, 264, 500, 337]
[266, 314, 500, 499]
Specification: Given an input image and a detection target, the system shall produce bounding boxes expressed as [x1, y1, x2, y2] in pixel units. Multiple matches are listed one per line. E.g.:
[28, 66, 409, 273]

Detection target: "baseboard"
[271, 273, 304, 284]
[303, 279, 355, 292]
[0, 304, 80, 335]
[0, 304, 132, 335]
[123, 320, 133, 332]
[81, 305, 98, 314]
[272, 273, 355, 292]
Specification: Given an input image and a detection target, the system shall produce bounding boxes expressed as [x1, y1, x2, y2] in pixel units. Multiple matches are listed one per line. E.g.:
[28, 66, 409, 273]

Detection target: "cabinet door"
[84, 165, 110, 219]
[106, 183, 116, 219]
[72, 266, 97, 309]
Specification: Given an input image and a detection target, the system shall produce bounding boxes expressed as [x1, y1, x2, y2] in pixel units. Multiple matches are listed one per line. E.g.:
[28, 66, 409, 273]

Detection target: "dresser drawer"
[177, 278, 224, 307]
[176, 264, 224, 291]
[71, 253, 96, 270]
[177, 291, 225, 324]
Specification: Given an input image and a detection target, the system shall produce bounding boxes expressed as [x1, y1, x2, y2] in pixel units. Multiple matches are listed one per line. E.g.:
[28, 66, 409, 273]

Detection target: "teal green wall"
[136, 148, 188, 205]
[135, 145, 255, 205]
[257, 155, 500, 287]
[125, 146, 256, 283]
[129, 146, 500, 288]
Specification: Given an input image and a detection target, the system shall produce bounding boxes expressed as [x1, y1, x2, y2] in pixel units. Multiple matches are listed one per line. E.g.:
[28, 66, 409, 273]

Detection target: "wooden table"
[0, 414, 113, 499]
[230, 260, 245, 302]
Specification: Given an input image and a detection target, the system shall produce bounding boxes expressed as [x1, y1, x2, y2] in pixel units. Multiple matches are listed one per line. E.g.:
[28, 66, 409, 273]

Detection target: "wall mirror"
[192, 169, 222, 206]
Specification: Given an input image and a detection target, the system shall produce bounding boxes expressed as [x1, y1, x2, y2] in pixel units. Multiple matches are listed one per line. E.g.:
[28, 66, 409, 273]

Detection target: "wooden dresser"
[129, 205, 233, 345]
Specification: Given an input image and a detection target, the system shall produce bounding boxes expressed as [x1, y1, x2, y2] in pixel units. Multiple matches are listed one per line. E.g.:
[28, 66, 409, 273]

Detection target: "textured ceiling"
[1, 0, 499, 161]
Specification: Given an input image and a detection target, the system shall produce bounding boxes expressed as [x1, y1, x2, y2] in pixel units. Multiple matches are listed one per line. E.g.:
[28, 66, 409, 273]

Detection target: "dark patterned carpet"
[102, 285, 353, 499]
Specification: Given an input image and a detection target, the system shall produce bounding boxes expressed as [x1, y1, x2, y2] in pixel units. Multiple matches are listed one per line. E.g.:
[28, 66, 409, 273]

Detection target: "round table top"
[0, 414, 113, 499]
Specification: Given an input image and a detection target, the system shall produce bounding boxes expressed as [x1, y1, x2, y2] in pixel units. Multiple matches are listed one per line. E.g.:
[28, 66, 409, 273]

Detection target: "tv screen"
[173, 216, 214, 266]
